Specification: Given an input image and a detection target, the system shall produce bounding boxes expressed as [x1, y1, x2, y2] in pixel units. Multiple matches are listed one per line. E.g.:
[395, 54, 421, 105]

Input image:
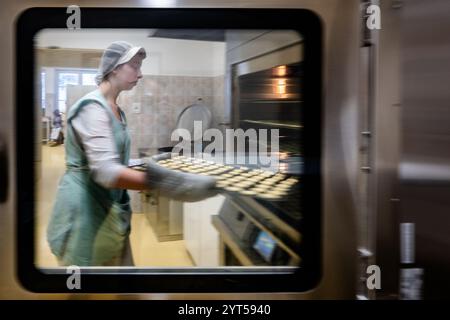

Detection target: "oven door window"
[17, 8, 322, 293]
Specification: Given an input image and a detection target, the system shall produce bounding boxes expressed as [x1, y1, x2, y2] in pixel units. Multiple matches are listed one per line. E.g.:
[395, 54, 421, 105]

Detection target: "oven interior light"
[280, 152, 289, 160]
[276, 79, 286, 96]
[276, 65, 287, 77]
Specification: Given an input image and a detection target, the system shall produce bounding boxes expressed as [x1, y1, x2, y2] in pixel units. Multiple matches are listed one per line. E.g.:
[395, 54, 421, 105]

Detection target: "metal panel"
[370, 0, 402, 299]
[399, 0, 450, 299]
[0, 0, 361, 299]
[226, 30, 303, 65]
[234, 44, 302, 77]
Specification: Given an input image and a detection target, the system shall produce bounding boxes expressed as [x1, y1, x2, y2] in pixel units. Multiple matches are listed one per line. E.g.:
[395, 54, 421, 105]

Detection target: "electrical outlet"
[132, 102, 141, 114]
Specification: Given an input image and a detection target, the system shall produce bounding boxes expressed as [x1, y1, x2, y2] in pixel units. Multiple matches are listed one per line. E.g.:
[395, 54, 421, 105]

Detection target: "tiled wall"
[212, 75, 225, 129]
[118, 75, 225, 158]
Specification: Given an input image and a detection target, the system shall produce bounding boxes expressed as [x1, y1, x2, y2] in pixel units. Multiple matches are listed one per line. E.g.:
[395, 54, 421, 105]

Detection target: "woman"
[47, 41, 217, 267]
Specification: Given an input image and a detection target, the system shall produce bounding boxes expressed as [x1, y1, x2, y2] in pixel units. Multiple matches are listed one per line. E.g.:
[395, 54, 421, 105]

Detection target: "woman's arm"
[112, 167, 148, 190]
[72, 103, 150, 190]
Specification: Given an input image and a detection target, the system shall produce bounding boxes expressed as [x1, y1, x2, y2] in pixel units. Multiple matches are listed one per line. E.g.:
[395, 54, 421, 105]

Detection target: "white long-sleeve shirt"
[71, 102, 126, 188]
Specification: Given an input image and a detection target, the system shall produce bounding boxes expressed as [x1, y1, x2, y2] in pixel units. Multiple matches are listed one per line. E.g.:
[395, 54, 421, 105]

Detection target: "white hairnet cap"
[95, 41, 146, 85]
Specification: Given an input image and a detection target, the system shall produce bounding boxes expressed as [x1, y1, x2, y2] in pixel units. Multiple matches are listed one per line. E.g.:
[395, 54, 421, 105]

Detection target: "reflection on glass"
[276, 78, 287, 96]
[253, 231, 277, 263]
[58, 86, 66, 101]
[82, 73, 96, 85]
[34, 29, 303, 271]
[58, 73, 78, 86]
[41, 71, 46, 110]
[276, 65, 287, 77]
[58, 100, 65, 111]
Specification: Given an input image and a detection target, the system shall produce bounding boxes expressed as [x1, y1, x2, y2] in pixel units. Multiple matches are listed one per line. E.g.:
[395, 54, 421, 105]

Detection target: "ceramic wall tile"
[121, 74, 224, 151]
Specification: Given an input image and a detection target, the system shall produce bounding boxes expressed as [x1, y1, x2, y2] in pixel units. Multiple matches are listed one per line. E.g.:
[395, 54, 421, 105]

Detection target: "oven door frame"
[16, 7, 322, 293]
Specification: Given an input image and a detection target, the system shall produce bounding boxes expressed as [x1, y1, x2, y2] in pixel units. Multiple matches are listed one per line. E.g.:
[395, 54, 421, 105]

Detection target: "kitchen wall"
[62, 74, 224, 157]
[117, 74, 224, 158]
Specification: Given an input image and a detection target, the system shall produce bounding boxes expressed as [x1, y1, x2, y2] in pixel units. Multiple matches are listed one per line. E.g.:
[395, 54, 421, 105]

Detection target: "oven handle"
[0, 135, 8, 203]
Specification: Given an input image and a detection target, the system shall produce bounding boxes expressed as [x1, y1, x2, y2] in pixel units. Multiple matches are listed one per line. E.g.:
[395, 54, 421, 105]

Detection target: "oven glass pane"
[34, 28, 304, 271]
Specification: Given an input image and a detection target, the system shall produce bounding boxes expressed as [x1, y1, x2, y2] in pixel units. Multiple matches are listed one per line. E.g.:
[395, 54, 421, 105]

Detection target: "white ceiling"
[36, 29, 226, 76]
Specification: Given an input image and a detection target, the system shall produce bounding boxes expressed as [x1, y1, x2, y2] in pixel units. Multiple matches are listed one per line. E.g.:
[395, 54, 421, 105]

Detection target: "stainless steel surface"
[213, 195, 301, 267]
[0, 0, 364, 299]
[232, 196, 301, 244]
[212, 215, 256, 266]
[230, 44, 302, 131]
[226, 30, 303, 67]
[175, 99, 212, 142]
[372, 0, 402, 299]
[398, 0, 450, 299]
[356, 39, 373, 299]
[234, 43, 302, 78]
[241, 120, 303, 129]
[141, 190, 184, 242]
[158, 195, 183, 241]
[0, 136, 7, 203]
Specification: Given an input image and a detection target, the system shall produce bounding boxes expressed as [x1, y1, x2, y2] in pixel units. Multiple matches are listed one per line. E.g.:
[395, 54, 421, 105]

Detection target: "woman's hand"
[145, 153, 218, 202]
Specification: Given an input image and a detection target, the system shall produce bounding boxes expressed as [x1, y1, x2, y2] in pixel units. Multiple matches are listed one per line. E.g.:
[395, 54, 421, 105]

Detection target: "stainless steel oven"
[0, 0, 400, 299]
[213, 42, 307, 269]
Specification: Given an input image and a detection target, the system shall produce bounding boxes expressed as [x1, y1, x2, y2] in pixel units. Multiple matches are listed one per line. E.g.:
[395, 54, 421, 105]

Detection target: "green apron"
[47, 89, 132, 266]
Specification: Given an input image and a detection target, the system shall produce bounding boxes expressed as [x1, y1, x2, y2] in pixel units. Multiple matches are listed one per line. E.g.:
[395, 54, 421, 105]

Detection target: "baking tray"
[154, 155, 300, 201]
